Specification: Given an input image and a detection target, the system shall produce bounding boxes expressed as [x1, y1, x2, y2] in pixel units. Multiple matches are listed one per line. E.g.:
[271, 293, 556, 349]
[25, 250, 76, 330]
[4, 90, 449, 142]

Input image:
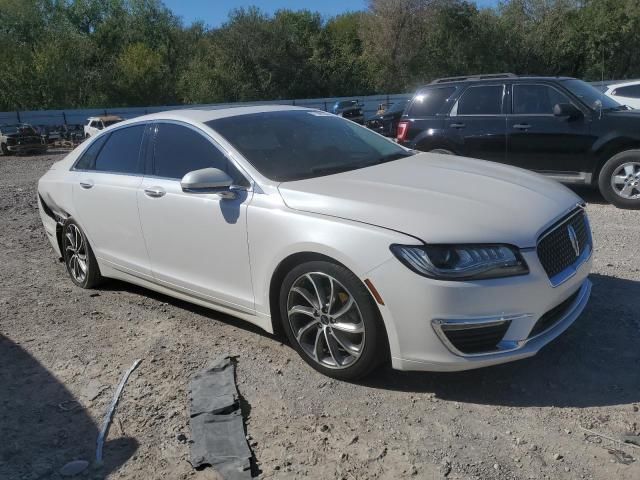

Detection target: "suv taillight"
[396, 121, 409, 142]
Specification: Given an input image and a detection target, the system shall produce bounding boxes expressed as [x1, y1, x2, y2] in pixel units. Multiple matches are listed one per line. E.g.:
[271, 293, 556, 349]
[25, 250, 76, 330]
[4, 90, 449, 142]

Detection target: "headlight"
[390, 244, 529, 280]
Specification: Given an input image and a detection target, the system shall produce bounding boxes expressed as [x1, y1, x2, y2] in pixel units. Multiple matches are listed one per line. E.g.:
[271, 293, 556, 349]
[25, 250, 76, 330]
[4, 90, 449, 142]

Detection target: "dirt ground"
[1, 151, 639, 480]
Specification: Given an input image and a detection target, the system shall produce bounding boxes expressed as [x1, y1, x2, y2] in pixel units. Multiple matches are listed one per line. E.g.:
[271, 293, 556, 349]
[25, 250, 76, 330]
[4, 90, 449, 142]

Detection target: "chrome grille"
[537, 209, 591, 280]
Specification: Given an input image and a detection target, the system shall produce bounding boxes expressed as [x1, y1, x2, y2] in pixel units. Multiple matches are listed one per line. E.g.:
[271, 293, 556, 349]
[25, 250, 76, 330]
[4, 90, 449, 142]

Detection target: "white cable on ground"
[95, 359, 142, 464]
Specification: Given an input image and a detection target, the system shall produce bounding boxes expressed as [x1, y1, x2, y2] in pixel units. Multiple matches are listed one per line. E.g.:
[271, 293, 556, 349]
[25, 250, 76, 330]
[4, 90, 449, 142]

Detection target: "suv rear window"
[457, 85, 504, 115]
[407, 87, 456, 117]
[612, 84, 640, 99]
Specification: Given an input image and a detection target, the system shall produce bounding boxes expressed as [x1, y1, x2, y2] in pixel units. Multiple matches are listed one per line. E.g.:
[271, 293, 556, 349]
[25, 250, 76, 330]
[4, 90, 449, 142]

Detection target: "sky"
[163, 0, 500, 27]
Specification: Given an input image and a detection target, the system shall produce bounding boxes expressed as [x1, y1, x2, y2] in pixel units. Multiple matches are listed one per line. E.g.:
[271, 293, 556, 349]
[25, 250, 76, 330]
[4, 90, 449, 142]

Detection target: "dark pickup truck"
[397, 74, 640, 209]
[1, 123, 47, 155]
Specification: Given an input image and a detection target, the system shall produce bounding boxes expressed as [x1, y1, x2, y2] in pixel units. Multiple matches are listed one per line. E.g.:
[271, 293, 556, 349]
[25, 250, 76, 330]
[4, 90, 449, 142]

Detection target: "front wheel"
[598, 150, 640, 209]
[279, 261, 387, 380]
[62, 220, 103, 288]
[1, 143, 12, 155]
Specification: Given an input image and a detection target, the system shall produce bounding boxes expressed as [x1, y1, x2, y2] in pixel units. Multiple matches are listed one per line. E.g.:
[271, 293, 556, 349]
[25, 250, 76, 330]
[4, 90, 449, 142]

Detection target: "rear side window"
[612, 85, 640, 98]
[74, 134, 108, 170]
[152, 123, 247, 185]
[407, 87, 456, 116]
[457, 85, 504, 115]
[513, 84, 570, 114]
[94, 125, 145, 174]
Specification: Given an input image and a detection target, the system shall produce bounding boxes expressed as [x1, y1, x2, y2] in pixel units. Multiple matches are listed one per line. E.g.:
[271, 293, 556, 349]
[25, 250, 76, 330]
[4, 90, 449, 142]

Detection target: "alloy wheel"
[286, 272, 365, 369]
[65, 224, 88, 283]
[611, 161, 640, 199]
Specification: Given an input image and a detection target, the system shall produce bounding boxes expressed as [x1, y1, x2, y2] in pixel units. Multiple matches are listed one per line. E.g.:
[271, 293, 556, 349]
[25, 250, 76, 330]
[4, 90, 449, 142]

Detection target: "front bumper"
[366, 249, 592, 372]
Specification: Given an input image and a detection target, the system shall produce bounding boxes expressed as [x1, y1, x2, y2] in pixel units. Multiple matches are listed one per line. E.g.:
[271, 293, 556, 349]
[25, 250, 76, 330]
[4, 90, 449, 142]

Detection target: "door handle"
[450, 123, 466, 129]
[144, 187, 166, 198]
[513, 123, 531, 130]
[79, 180, 94, 189]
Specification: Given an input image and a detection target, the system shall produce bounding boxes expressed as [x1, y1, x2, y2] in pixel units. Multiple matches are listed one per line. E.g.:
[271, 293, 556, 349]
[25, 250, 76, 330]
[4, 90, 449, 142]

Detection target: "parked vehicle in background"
[38, 106, 591, 379]
[603, 80, 640, 109]
[397, 73, 640, 209]
[84, 115, 123, 138]
[331, 100, 364, 124]
[365, 99, 409, 137]
[0, 123, 47, 155]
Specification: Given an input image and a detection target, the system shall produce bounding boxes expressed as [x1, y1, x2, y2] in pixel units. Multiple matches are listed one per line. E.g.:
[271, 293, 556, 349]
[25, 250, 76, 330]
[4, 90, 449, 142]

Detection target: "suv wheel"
[279, 260, 387, 380]
[1, 143, 11, 155]
[598, 150, 640, 209]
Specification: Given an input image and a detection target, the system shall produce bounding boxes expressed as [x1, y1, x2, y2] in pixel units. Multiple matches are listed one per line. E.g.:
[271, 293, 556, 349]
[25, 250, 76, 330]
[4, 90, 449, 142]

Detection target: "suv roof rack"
[430, 73, 517, 84]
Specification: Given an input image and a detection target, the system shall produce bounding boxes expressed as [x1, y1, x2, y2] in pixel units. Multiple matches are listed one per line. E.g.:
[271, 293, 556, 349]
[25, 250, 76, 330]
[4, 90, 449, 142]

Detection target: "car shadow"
[569, 185, 608, 205]
[0, 335, 138, 479]
[361, 274, 640, 408]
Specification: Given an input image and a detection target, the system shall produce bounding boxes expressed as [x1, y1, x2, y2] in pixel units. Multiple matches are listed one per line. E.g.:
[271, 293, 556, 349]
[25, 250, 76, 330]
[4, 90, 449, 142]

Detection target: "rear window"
[74, 134, 108, 170]
[612, 84, 640, 99]
[407, 87, 456, 117]
[457, 85, 504, 115]
[94, 125, 144, 174]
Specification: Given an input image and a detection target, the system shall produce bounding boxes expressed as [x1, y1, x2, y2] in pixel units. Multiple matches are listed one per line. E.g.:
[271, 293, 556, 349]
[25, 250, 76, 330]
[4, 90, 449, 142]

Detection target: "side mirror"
[553, 103, 582, 119]
[181, 167, 237, 199]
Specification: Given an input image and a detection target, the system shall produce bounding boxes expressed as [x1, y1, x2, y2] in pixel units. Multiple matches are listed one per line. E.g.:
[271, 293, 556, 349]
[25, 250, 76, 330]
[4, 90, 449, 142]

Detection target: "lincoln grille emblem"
[568, 225, 580, 257]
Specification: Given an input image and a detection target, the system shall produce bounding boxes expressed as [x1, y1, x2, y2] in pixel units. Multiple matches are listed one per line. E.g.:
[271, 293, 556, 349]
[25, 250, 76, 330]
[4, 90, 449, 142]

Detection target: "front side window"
[513, 84, 571, 114]
[152, 123, 247, 185]
[408, 87, 456, 117]
[207, 110, 414, 182]
[93, 125, 145, 174]
[457, 85, 504, 115]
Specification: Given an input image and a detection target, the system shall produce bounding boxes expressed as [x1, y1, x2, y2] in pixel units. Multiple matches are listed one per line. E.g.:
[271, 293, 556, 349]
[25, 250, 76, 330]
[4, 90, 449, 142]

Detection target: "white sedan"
[38, 106, 592, 379]
[603, 80, 640, 109]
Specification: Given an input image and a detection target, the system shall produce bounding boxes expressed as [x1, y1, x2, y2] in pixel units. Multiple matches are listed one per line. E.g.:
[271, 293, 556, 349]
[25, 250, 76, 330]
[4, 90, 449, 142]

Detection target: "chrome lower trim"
[432, 313, 532, 358]
[432, 279, 591, 358]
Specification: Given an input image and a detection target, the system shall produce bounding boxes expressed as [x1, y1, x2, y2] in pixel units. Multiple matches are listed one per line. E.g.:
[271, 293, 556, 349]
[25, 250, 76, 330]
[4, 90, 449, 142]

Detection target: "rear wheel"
[598, 150, 640, 209]
[62, 220, 103, 288]
[279, 261, 387, 380]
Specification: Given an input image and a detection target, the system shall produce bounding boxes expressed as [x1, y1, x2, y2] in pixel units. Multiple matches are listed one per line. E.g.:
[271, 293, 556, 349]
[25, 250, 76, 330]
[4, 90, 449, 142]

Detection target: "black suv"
[397, 73, 640, 208]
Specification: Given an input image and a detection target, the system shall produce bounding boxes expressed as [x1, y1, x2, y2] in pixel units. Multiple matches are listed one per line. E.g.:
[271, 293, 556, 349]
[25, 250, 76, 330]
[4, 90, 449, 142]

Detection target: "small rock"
[409, 464, 418, 476]
[493, 463, 499, 470]
[515, 437, 524, 446]
[553, 453, 563, 461]
[60, 460, 89, 477]
[348, 435, 359, 445]
[633, 405, 639, 412]
[176, 433, 187, 443]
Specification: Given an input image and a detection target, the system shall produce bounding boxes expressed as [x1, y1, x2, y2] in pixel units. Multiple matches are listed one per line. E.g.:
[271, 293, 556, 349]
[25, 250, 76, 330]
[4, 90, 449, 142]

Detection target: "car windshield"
[207, 110, 414, 182]
[561, 79, 622, 110]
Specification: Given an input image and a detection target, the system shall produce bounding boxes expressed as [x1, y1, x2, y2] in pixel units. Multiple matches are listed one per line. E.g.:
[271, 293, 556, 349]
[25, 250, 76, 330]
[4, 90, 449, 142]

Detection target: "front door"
[446, 84, 507, 162]
[506, 83, 594, 174]
[137, 122, 255, 312]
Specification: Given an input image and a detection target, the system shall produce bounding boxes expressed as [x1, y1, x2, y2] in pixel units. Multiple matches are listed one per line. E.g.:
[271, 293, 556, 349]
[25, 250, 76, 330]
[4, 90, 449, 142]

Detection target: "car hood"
[277, 153, 583, 248]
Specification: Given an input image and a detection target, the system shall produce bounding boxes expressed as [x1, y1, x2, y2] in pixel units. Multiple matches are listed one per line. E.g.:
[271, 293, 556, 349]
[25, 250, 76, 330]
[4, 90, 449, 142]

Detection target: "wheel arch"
[267, 251, 390, 357]
[593, 137, 640, 185]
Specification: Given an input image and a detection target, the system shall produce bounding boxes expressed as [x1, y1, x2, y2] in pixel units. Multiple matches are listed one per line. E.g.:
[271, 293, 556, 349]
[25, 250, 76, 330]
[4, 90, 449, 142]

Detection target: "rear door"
[137, 122, 255, 312]
[506, 83, 594, 174]
[446, 84, 507, 162]
[72, 124, 151, 276]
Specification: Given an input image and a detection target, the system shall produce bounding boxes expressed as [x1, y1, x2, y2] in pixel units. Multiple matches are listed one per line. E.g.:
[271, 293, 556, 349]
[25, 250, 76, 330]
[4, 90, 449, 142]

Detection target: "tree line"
[0, 0, 638, 111]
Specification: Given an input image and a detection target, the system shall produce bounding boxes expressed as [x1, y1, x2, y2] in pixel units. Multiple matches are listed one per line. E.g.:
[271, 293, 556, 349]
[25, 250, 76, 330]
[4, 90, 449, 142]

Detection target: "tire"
[1, 143, 12, 156]
[429, 148, 454, 155]
[598, 150, 640, 209]
[61, 219, 103, 288]
[279, 260, 387, 380]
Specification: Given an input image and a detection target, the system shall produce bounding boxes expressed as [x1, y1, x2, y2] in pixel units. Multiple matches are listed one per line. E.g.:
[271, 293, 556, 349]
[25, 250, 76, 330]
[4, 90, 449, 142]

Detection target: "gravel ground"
[1, 151, 639, 480]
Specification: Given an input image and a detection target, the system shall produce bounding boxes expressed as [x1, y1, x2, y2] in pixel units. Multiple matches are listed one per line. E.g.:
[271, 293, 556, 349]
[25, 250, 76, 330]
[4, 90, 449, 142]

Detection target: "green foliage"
[0, 0, 639, 111]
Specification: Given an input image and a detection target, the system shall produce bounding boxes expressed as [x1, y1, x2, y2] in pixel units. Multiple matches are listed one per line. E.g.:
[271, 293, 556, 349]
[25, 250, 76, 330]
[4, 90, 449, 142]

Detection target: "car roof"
[111, 105, 314, 128]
